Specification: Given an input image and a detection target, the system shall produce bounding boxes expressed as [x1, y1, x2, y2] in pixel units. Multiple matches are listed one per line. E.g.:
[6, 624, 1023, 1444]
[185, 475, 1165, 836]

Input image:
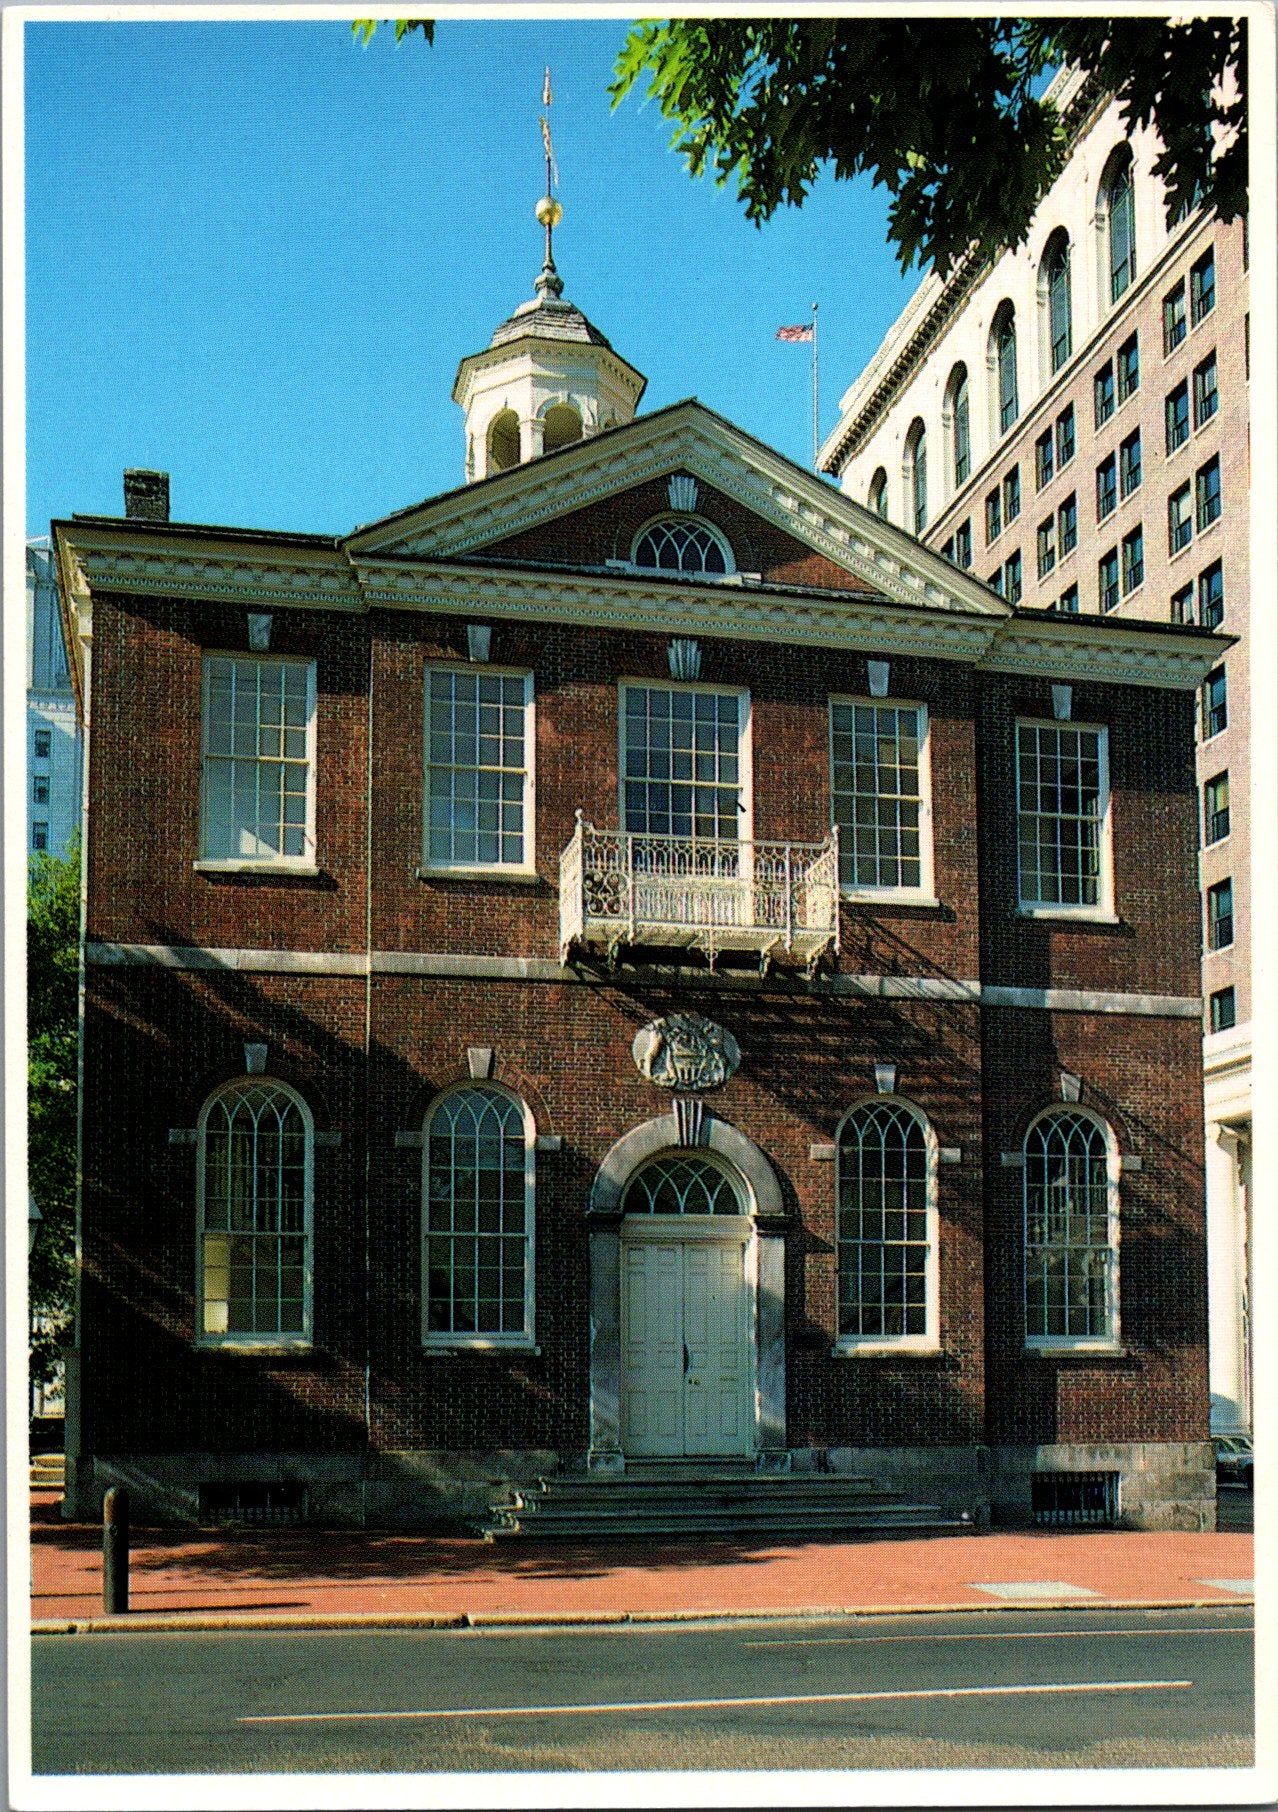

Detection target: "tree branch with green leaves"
[610, 17, 1247, 274]
[28, 843, 80, 1400]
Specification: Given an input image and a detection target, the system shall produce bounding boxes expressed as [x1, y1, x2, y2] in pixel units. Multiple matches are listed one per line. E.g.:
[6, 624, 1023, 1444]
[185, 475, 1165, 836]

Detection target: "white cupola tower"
[451, 85, 646, 482]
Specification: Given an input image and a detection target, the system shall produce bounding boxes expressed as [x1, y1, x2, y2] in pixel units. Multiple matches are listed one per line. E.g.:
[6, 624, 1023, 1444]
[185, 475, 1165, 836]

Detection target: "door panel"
[622, 1234, 751, 1458]
[621, 1242, 683, 1455]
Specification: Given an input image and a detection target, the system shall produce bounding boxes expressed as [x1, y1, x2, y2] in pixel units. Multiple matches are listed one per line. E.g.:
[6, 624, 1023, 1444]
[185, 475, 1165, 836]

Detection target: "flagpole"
[811, 302, 819, 470]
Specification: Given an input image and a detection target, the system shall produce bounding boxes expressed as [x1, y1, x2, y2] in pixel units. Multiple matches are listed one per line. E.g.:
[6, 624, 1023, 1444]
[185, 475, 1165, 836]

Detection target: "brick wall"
[76, 583, 1211, 1462]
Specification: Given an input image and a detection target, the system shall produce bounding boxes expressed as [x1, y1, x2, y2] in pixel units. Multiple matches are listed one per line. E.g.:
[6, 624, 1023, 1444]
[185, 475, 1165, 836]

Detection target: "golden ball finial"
[535, 195, 563, 229]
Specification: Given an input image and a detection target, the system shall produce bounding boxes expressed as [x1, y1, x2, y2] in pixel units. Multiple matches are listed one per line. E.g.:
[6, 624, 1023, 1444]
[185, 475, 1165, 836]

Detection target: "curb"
[31, 1595, 1252, 1635]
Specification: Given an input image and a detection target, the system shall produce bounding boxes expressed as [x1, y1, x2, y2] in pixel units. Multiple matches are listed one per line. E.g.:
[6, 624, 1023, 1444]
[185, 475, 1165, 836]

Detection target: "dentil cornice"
[346, 404, 1009, 624]
[984, 623, 1227, 690]
[352, 557, 998, 662]
[62, 535, 361, 612]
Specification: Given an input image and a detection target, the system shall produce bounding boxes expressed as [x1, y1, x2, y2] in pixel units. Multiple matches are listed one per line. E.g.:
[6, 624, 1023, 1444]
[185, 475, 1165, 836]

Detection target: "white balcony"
[559, 817, 840, 972]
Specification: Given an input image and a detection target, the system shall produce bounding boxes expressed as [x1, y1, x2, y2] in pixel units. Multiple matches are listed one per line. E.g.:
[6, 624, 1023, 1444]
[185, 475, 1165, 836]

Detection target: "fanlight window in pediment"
[623, 1153, 743, 1216]
[632, 517, 732, 577]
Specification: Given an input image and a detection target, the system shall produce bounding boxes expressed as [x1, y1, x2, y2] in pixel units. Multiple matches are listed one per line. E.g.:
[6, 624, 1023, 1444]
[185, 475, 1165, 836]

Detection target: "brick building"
[54, 227, 1228, 1530]
[819, 69, 1253, 1441]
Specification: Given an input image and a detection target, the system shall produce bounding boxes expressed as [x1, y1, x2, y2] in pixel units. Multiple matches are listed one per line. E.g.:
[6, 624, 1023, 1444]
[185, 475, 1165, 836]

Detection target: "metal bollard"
[102, 1486, 129, 1614]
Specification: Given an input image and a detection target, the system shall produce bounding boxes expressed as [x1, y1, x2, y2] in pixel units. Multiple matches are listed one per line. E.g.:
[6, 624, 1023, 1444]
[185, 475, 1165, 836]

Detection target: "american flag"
[775, 323, 814, 342]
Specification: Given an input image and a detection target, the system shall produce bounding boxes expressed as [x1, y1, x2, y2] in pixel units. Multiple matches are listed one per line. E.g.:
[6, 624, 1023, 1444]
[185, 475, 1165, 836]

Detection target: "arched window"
[868, 468, 889, 520]
[944, 365, 971, 490]
[837, 1099, 937, 1343]
[198, 1078, 312, 1344]
[487, 409, 520, 474]
[632, 517, 731, 576]
[542, 402, 583, 454]
[623, 1153, 744, 1216]
[905, 419, 928, 534]
[423, 1086, 533, 1345]
[1023, 1109, 1118, 1345]
[1042, 230, 1073, 374]
[990, 303, 1019, 436]
[1101, 146, 1137, 305]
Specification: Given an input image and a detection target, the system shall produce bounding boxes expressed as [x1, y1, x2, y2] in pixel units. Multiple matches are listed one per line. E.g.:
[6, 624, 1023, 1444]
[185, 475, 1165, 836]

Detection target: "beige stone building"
[820, 69, 1252, 1436]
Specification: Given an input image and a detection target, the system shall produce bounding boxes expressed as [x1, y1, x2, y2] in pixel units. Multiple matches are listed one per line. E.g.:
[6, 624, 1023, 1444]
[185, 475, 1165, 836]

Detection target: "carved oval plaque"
[632, 1014, 740, 1091]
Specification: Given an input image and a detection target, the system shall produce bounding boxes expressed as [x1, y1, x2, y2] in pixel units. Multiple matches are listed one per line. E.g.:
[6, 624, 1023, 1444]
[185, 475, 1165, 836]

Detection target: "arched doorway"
[619, 1153, 755, 1458]
[586, 1110, 787, 1471]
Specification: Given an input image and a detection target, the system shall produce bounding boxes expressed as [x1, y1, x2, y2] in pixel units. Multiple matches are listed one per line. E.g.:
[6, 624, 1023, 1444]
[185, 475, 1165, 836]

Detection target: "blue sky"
[25, 17, 920, 539]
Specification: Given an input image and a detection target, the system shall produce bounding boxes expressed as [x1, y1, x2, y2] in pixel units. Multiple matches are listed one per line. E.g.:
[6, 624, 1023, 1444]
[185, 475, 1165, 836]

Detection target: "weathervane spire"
[534, 64, 564, 300]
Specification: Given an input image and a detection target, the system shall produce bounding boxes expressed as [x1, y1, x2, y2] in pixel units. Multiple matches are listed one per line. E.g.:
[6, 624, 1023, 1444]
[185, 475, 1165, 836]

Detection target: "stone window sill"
[1024, 1341, 1127, 1359]
[832, 1338, 943, 1359]
[195, 1339, 313, 1356]
[423, 1340, 541, 1355]
[194, 860, 320, 878]
[417, 866, 541, 886]
[1016, 906, 1121, 927]
[842, 892, 942, 912]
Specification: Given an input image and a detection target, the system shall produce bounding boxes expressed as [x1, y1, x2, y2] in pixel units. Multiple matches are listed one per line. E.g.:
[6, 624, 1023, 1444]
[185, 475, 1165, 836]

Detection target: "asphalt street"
[31, 1605, 1253, 1775]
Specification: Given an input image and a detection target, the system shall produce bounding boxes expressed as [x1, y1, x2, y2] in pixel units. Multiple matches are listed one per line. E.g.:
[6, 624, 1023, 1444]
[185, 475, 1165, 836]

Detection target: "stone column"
[1206, 1125, 1248, 1431]
[588, 1225, 624, 1471]
[756, 1232, 788, 1470]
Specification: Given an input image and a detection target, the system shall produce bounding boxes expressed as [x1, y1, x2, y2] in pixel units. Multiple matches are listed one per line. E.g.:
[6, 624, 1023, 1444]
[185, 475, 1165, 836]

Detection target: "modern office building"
[26, 537, 82, 860]
[820, 69, 1252, 1438]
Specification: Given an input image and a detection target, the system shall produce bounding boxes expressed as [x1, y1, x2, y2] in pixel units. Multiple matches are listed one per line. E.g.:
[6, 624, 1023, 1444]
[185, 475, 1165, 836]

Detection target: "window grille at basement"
[1031, 1471, 1119, 1527]
[200, 1482, 308, 1525]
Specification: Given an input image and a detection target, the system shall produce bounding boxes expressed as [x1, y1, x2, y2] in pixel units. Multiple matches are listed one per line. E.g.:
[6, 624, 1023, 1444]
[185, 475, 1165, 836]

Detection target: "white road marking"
[969, 1581, 1100, 1599]
[746, 1624, 1250, 1647]
[239, 1678, 1194, 1725]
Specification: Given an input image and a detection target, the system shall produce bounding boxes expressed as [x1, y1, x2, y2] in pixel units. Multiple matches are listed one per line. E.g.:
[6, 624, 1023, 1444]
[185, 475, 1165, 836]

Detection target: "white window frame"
[421, 1084, 536, 1351]
[198, 653, 317, 872]
[628, 515, 735, 579]
[828, 697, 936, 905]
[1023, 1107, 1121, 1354]
[421, 664, 536, 879]
[195, 1077, 314, 1352]
[622, 1150, 747, 1217]
[618, 680, 753, 845]
[1015, 719, 1115, 921]
[833, 1096, 940, 1357]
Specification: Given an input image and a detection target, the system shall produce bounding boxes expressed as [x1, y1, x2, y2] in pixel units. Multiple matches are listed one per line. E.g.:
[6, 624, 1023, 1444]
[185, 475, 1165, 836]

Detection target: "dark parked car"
[1214, 1433, 1253, 1490]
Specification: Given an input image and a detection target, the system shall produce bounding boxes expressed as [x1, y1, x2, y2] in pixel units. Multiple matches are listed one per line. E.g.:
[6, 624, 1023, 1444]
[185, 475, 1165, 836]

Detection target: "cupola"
[452, 187, 646, 482]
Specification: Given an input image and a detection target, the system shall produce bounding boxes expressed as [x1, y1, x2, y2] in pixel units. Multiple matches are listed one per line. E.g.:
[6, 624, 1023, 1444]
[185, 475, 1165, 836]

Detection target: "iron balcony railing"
[559, 816, 840, 972]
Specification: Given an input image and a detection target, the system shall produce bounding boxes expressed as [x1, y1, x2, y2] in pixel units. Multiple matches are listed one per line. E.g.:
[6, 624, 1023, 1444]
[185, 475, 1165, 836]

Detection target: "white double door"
[620, 1219, 754, 1458]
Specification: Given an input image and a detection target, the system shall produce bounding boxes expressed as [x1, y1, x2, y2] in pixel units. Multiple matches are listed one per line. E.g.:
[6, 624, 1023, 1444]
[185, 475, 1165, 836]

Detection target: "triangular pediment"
[342, 401, 1010, 621]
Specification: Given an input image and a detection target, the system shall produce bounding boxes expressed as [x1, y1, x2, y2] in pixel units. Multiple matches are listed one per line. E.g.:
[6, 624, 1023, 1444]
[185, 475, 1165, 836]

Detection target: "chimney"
[123, 469, 170, 522]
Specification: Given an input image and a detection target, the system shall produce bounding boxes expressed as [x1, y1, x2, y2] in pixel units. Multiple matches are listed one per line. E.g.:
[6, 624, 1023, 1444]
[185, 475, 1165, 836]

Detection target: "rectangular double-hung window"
[201, 655, 316, 865]
[830, 699, 931, 900]
[1206, 877, 1234, 951]
[424, 667, 534, 871]
[1190, 248, 1216, 324]
[621, 683, 747, 842]
[1016, 720, 1111, 915]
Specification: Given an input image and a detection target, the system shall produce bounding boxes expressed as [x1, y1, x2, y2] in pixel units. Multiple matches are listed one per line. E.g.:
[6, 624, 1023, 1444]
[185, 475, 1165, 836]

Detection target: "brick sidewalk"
[31, 1488, 1253, 1631]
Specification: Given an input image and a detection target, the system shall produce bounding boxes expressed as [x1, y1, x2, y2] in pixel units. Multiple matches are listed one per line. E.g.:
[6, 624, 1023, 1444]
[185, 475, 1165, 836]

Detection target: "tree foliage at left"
[28, 844, 79, 1394]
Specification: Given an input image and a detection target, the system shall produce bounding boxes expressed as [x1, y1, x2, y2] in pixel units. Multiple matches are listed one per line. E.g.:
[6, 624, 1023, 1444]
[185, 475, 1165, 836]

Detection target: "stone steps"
[30, 1452, 65, 1489]
[481, 1468, 972, 1541]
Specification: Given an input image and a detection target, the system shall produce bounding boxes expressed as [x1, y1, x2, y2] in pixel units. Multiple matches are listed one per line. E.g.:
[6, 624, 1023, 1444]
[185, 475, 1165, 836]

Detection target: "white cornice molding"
[347, 405, 1009, 623]
[352, 556, 998, 662]
[54, 519, 1227, 690]
[53, 529, 360, 613]
[984, 622, 1227, 690]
